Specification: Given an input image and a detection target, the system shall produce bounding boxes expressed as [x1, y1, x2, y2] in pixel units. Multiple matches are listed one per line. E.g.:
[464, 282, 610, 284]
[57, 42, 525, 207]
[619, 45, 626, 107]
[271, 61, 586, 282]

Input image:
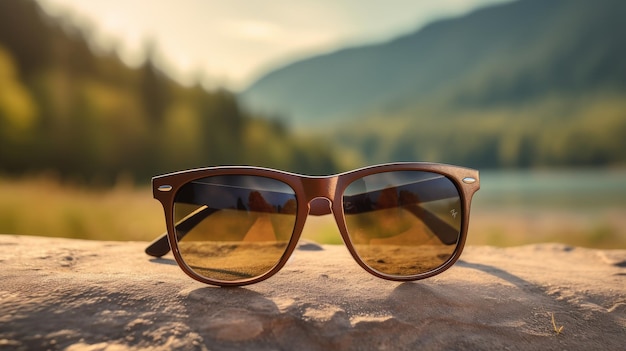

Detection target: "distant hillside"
[0, 0, 339, 183]
[241, 0, 626, 168]
[242, 0, 626, 125]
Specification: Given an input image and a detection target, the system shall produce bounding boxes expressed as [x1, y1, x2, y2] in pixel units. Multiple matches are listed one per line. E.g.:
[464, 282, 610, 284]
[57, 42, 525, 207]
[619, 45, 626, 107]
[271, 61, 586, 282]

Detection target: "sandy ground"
[1, 234, 625, 350]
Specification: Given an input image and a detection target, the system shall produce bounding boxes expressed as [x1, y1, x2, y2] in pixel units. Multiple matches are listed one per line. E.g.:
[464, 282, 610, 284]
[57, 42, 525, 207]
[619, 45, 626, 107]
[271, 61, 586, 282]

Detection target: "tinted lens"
[343, 171, 462, 276]
[173, 175, 297, 282]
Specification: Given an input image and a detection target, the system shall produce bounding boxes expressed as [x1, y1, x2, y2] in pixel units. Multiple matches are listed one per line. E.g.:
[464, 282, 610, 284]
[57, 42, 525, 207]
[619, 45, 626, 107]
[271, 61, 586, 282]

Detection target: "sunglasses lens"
[343, 171, 462, 277]
[173, 175, 297, 282]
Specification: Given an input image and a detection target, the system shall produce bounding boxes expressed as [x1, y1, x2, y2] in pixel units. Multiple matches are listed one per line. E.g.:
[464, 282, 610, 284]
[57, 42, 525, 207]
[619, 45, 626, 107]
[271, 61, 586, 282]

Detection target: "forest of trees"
[0, 0, 339, 185]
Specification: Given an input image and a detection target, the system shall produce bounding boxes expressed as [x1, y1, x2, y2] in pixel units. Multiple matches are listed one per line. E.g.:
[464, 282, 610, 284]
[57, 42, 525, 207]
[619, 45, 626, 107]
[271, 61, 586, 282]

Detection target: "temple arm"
[144, 232, 170, 257]
[400, 204, 459, 245]
[145, 206, 218, 257]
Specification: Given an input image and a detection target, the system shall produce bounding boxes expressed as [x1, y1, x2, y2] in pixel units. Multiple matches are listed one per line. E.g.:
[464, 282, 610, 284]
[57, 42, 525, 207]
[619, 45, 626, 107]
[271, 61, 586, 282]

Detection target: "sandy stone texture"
[1, 234, 625, 350]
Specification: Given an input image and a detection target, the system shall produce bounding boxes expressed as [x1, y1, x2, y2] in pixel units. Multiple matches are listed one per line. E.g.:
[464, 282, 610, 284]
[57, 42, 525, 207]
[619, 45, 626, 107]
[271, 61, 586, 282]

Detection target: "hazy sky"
[38, 0, 512, 91]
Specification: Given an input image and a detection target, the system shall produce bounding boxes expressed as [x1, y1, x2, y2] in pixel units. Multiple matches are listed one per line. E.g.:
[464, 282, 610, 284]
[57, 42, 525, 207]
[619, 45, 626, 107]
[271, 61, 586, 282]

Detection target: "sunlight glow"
[230, 20, 280, 42]
[36, 0, 513, 90]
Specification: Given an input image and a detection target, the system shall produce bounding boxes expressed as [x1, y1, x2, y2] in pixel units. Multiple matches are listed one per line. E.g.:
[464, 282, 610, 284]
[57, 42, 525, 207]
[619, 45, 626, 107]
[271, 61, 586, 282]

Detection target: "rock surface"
[1, 235, 625, 350]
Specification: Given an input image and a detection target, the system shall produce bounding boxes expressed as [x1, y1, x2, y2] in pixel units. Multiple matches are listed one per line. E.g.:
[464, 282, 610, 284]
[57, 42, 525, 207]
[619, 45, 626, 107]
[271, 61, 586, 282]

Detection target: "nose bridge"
[301, 176, 338, 216]
[301, 176, 338, 203]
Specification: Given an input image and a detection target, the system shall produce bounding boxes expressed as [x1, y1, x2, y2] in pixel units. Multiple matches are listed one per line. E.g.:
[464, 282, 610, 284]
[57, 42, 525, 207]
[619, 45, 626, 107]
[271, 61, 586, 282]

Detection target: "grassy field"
[1, 173, 625, 249]
[0, 176, 163, 242]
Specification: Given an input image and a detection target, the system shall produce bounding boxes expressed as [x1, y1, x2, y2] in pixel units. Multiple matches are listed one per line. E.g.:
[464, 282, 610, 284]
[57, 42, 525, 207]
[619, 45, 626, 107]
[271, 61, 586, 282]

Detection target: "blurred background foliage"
[0, 0, 339, 186]
[0, 0, 624, 247]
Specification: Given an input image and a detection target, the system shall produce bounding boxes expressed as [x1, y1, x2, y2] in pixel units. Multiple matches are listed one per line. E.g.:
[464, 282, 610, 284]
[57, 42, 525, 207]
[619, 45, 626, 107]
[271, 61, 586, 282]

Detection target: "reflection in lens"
[173, 175, 297, 282]
[343, 171, 462, 276]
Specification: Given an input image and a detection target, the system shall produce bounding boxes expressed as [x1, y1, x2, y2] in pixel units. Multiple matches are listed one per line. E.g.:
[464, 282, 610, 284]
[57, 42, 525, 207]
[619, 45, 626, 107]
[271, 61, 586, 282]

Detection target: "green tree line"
[334, 92, 626, 170]
[0, 0, 338, 185]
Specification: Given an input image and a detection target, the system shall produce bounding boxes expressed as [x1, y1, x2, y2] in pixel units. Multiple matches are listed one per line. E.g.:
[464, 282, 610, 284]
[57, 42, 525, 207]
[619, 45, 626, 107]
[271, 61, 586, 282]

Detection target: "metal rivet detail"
[462, 177, 476, 184]
[158, 185, 173, 192]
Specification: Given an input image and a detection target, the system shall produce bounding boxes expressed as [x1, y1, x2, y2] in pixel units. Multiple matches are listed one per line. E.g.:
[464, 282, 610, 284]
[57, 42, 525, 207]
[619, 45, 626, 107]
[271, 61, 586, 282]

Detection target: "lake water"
[466, 168, 626, 248]
[474, 169, 626, 211]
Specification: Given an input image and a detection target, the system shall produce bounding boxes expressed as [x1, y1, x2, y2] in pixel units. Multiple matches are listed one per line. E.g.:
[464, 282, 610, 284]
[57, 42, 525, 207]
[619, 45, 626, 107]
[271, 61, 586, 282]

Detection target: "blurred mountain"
[242, 0, 626, 125]
[241, 0, 626, 168]
[0, 0, 339, 183]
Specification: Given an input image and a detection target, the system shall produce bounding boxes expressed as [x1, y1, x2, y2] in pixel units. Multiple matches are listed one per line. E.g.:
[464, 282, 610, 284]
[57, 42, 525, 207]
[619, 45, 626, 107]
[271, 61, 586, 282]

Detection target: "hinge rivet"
[462, 177, 476, 184]
[158, 185, 173, 192]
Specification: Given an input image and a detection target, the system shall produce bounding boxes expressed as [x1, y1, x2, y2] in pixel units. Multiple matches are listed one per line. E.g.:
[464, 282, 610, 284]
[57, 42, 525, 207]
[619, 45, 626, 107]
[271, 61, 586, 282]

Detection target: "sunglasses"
[146, 163, 479, 286]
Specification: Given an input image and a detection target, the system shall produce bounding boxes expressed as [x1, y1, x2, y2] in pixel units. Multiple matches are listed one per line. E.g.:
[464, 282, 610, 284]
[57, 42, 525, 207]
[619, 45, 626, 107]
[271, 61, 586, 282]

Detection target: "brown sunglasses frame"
[148, 162, 480, 287]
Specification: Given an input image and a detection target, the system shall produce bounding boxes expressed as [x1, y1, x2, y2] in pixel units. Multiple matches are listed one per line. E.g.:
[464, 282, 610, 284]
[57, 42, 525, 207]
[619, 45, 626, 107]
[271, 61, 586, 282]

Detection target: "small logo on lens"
[450, 209, 458, 219]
